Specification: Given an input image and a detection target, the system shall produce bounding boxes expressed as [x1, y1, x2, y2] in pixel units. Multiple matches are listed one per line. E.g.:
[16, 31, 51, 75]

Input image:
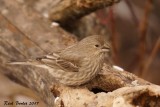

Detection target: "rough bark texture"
[52, 85, 160, 107]
[1, 0, 160, 107]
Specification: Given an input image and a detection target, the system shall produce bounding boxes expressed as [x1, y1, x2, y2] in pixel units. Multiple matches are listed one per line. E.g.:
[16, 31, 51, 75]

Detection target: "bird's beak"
[101, 46, 110, 52]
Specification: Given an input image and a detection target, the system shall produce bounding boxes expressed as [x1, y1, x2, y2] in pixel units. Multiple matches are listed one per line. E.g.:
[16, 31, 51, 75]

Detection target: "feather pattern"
[9, 35, 111, 86]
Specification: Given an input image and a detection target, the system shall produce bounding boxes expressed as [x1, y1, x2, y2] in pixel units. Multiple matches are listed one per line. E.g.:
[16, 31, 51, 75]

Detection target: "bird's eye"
[95, 44, 99, 47]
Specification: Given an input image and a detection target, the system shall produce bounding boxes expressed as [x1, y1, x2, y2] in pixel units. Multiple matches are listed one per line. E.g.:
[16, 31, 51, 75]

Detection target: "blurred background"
[0, 0, 160, 106]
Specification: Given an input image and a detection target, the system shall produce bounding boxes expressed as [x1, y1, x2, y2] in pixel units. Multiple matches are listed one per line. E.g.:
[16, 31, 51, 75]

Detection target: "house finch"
[10, 35, 111, 86]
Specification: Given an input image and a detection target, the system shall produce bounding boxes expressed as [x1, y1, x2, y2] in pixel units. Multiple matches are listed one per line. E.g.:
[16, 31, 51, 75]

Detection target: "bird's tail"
[8, 59, 29, 65]
[7, 59, 52, 69]
[8, 54, 59, 70]
[8, 59, 45, 67]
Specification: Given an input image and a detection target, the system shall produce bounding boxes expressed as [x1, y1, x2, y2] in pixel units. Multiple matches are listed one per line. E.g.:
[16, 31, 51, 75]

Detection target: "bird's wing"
[36, 53, 79, 72]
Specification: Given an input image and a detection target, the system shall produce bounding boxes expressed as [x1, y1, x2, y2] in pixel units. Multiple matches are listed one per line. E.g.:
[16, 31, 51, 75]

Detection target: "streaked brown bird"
[10, 35, 111, 86]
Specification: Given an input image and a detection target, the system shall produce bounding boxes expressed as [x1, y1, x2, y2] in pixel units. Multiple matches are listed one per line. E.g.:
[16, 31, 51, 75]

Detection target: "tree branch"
[49, 0, 120, 27]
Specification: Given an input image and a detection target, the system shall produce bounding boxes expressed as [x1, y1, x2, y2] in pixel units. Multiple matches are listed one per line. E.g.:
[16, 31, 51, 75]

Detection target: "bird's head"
[77, 35, 111, 58]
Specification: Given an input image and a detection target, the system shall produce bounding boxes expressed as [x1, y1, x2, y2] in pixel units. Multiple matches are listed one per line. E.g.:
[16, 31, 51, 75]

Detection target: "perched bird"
[10, 35, 111, 86]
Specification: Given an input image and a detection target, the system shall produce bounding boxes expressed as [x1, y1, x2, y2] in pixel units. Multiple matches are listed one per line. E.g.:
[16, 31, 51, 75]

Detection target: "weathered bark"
[49, 0, 120, 27]
[1, 0, 160, 107]
[52, 84, 160, 107]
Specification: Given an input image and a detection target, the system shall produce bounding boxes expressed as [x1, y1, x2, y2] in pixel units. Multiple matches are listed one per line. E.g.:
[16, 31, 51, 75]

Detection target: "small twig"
[142, 37, 160, 77]
[136, 0, 153, 76]
[109, 7, 119, 64]
[125, 0, 139, 27]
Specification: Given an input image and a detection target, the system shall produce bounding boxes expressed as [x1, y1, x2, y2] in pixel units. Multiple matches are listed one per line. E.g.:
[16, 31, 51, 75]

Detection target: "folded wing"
[35, 53, 79, 72]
